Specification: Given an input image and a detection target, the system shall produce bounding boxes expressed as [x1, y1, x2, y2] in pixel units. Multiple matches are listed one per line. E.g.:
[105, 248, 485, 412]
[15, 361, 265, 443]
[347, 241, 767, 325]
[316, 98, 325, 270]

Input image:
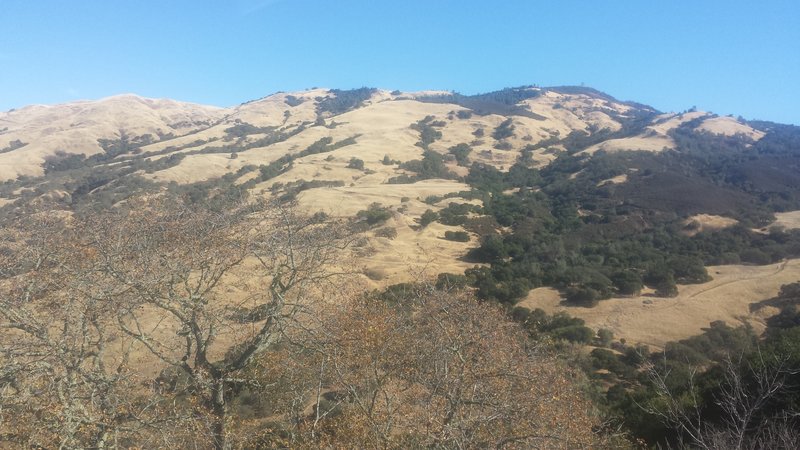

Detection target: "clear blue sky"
[2, 0, 799, 124]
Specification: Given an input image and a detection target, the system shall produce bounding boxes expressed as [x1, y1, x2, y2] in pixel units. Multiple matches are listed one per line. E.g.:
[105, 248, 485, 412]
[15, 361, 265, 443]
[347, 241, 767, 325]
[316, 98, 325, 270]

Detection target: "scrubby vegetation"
[346, 157, 364, 170]
[284, 94, 304, 107]
[3, 85, 800, 448]
[443, 230, 470, 242]
[417, 86, 547, 118]
[457, 118, 800, 305]
[0, 201, 611, 449]
[448, 142, 472, 166]
[492, 118, 515, 140]
[409, 115, 443, 150]
[579, 291, 800, 447]
[316, 87, 377, 115]
[356, 202, 392, 225]
[0, 139, 26, 154]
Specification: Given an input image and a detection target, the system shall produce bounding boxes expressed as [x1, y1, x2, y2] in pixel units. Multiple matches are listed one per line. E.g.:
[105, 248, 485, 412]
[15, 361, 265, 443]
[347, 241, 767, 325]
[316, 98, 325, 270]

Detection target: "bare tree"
[0, 212, 178, 448]
[642, 350, 799, 449]
[87, 199, 353, 449]
[1, 201, 617, 449]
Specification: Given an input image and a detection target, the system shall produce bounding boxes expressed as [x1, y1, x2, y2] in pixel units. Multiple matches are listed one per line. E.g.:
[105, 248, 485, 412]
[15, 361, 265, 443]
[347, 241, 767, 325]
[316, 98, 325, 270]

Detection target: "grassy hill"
[2, 85, 800, 447]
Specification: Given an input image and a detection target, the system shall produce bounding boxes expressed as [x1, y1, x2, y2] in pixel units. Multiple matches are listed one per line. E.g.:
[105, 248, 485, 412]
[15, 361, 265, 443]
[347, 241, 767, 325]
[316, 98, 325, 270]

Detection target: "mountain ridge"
[1, 85, 795, 311]
[2, 84, 759, 183]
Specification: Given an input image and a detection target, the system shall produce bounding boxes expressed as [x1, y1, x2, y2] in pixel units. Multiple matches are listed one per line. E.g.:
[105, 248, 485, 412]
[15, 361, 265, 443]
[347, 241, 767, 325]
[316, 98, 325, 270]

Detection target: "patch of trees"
[585, 310, 800, 448]
[316, 87, 377, 116]
[409, 115, 442, 150]
[437, 202, 479, 226]
[167, 165, 257, 210]
[395, 150, 453, 181]
[0, 139, 26, 154]
[455, 132, 800, 305]
[467, 204, 800, 304]
[417, 86, 547, 119]
[276, 179, 345, 202]
[443, 230, 470, 242]
[258, 135, 360, 183]
[284, 95, 304, 107]
[356, 202, 392, 225]
[381, 154, 399, 165]
[223, 121, 277, 139]
[97, 132, 135, 158]
[418, 209, 438, 227]
[43, 151, 87, 173]
[346, 157, 364, 170]
[448, 142, 472, 166]
[492, 118, 515, 140]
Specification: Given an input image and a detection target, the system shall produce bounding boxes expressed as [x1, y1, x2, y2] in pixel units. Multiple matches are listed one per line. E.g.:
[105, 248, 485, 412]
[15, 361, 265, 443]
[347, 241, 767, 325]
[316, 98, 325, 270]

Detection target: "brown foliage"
[241, 288, 602, 449]
[1, 200, 607, 449]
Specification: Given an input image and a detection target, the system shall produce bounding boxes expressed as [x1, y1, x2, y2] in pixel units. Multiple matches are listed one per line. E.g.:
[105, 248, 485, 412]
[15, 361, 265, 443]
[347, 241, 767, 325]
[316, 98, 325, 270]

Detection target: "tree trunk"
[210, 381, 228, 450]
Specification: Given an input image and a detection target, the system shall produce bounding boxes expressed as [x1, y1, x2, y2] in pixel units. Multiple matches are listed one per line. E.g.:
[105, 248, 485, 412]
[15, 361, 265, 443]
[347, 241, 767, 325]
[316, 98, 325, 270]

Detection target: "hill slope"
[1, 85, 798, 347]
[0, 94, 226, 180]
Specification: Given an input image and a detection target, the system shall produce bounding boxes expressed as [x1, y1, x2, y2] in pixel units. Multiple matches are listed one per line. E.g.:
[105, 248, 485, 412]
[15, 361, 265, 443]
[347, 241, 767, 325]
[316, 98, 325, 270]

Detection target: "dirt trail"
[689, 260, 788, 300]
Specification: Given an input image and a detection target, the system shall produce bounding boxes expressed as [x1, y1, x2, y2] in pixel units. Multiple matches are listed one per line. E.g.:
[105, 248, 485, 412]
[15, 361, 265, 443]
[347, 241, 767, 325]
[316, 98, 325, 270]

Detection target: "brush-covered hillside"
[2, 86, 800, 448]
[3, 85, 800, 338]
[2, 85, 799, 306]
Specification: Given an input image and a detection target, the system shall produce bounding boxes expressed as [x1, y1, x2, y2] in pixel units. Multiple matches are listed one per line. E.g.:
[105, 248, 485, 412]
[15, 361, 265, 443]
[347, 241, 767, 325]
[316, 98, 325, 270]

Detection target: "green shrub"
[347, 158, 365, 170]
[410, 116, 443, 149]
[419, 209, 438, 227]
[740, 248, 772, 265]
[596, 328, 614, 347]
[398, 150, 453, 180]
[611, 270, 643, 296]
[284, 95, 304, 107]
[356, 203, 391, 225]
[374, 227, 398, 239]
[317, 87, 377, 115]
[564, 286, 600, 307]
[492, 118, 515, 140]
[444, 231, 470, 242]
[551, 325, 594, 343]
[448, 143, 472, 166]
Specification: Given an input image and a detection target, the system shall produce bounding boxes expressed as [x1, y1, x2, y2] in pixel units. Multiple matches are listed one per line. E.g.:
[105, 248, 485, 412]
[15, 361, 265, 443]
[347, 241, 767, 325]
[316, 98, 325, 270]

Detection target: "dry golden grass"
[516, 259, 800, 349]
[597, 173, 629, 186]
[580, 111, 763, 156]
[697, 116, 764, 140]
[771, 210, 800, 230]
[682, 214, 739, 236]
[0, 95, 225, 181]
[583, 135, 674, 154]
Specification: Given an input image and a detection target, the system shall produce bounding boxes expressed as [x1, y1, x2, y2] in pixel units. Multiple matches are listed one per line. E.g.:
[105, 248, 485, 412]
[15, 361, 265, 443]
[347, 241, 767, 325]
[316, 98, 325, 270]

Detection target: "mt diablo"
[1, 85, 798, 347]
[0, 86, 763, 183]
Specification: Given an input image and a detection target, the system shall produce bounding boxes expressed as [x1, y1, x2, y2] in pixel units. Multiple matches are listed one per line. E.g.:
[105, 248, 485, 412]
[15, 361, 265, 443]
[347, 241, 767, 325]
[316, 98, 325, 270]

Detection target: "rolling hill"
[3, 85, 800, 448]
[1, 85, 799, 346]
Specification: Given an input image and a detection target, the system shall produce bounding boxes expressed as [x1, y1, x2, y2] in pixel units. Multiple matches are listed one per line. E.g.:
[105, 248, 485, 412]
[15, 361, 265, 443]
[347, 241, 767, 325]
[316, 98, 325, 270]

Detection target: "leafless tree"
[642, 350, 799, 449]
[1, 199, 613, 449]
[0, 212, 181, 448]
[87, 199, 353, 449]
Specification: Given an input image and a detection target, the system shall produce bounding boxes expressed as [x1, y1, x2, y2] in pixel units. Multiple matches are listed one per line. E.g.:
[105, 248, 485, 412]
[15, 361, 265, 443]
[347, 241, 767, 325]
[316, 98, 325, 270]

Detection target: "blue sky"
[2, 0, 799, 124]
